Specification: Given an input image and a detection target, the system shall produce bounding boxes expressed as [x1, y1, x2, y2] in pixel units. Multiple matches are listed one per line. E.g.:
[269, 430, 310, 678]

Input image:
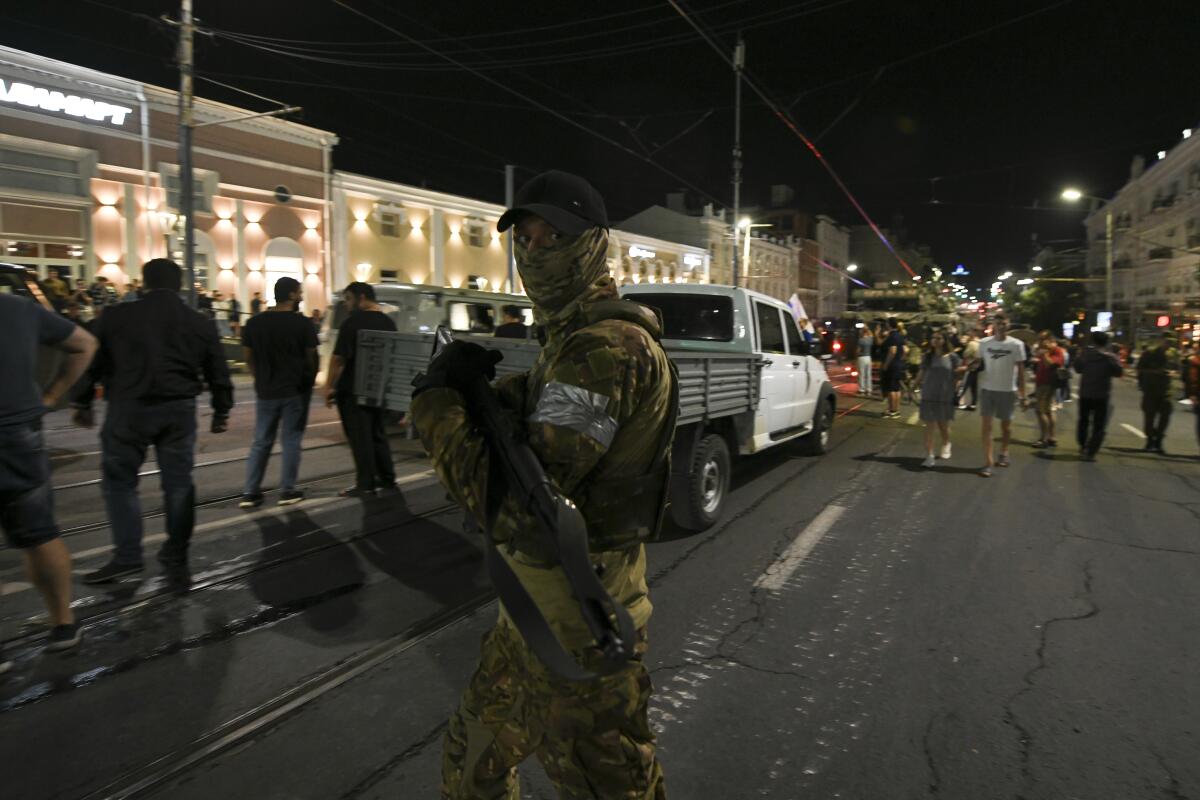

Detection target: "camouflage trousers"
[441, 618, 666, 800]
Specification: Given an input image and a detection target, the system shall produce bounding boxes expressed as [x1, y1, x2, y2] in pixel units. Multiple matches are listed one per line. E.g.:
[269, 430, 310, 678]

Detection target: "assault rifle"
[422, 326, 636, 680]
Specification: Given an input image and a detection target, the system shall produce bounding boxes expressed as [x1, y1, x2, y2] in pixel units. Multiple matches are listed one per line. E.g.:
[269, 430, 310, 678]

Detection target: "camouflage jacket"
[410, 281, 675, 650]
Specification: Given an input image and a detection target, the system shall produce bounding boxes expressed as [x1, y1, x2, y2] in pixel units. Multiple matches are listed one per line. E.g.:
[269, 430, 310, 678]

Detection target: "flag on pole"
[787, 293, 808, 322]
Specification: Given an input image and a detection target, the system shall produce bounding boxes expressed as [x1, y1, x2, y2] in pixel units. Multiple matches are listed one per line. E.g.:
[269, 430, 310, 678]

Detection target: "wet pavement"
[3, 372, 1198, 799]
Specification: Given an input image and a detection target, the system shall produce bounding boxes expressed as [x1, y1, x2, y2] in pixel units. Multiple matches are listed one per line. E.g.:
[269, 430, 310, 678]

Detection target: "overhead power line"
[213, 0, 851, 72]
[327, 0, 727, 209]
[665, 0, 916, 277]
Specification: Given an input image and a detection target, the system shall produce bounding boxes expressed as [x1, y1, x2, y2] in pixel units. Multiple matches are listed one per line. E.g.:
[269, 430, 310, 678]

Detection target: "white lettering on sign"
[0, 79, 132, 126]
[683, 253, 703, 267]
[628, 245, 656, 259]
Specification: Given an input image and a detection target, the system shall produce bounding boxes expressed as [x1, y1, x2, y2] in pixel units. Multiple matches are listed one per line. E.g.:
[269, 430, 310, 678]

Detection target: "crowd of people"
[40, 272, 326, 340]
[0, 259, 395, 671]
[847, 314, 1199, 472]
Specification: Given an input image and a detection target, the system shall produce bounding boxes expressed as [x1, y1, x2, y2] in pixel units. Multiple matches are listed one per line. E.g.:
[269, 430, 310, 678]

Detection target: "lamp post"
[1061, 187, 1113, 332]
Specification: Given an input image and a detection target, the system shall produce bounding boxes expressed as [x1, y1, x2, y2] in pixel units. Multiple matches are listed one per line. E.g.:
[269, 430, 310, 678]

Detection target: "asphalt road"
[2, 371, 1197, 800]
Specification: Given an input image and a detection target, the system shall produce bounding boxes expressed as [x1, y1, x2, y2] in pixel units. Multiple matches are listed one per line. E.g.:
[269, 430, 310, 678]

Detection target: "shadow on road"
[249, 510, 367, 638]
[851, 451, 982, 475]
[350, 493, 489, 611]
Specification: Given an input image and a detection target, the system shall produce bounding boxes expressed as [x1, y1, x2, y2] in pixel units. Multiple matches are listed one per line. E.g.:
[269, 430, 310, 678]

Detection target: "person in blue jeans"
[239, 277, 319, 508]
[73, 259, 233, 585]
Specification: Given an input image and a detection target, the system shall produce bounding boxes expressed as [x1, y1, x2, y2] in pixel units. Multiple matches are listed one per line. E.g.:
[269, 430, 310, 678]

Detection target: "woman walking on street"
[919, 329, 963, 468]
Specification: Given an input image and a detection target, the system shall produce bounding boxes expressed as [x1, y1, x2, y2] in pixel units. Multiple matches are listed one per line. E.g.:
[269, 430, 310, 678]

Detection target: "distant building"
[622, 201, 810, 304]
[1081, 127, 1200, 338]
[815, 215, 850, 318]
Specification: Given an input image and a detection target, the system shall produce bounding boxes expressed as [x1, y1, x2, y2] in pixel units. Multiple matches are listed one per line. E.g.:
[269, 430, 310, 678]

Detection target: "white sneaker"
[940, 442, 952, 460]
[922, 455, 936, 468]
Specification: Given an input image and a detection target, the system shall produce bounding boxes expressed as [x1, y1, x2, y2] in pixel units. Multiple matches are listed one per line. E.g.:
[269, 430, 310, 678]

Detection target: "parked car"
[354, 284, 835, 531]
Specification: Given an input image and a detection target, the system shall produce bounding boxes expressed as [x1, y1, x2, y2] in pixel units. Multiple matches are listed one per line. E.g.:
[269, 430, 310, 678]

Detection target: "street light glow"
[1061, 188, 1083, 202]
[1016, 278, 1034, 285]
[1032, 265, 1043, 272]
[846, 263, 858, 272]
[738, 217, 751, 229]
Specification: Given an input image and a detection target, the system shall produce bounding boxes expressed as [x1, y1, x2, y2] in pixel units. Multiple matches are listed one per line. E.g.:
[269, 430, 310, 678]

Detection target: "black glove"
[211, 414, 229, 434]
[412, 341, 503, 398]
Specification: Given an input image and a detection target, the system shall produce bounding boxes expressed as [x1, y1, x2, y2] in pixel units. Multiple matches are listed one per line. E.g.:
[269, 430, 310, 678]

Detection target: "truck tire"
[670, 433, 731, 532]
[797, 396, 835, 455]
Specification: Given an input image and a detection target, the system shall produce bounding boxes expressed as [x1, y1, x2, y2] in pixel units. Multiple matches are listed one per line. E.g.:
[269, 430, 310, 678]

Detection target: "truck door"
[785, 315, 818, 428]
[753, 300, 795, 435]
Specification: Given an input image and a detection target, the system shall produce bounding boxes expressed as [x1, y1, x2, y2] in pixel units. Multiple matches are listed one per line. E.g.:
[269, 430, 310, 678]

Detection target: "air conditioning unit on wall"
[373, 202, 407, 225]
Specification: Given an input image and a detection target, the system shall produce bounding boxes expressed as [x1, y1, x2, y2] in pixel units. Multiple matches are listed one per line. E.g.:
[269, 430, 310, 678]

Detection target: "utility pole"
[178, 0, 196, 308]
[505, 164, 516, 294]
[730, 35, 744, 289]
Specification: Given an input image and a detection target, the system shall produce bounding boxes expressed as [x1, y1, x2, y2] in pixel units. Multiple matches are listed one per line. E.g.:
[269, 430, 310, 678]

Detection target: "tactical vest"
[527, 299, 679, 554]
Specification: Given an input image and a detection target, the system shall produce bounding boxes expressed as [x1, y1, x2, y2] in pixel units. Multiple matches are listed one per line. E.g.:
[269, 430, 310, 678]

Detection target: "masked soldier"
[410, 170, 675, 799]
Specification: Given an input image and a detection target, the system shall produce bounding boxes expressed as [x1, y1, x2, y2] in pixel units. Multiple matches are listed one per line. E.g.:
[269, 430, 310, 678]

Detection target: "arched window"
[262, 237, 305, 298]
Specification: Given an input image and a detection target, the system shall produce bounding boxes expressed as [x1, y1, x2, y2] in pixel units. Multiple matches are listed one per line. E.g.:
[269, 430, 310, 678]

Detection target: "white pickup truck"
[354, 285, 835, 531]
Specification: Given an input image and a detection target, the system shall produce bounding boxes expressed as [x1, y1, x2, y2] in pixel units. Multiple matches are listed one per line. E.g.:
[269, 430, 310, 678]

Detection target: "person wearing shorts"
[0, 293, 97, 662]
[1032, 330, 1065, 448]
[976, 314, 1027, 476]
[879, 317, 906, 418]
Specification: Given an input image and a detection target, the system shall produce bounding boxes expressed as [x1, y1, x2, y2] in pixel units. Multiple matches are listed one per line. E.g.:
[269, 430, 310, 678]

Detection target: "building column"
[122, 183, 139, 283]
[331, 187, 349, 291]
[235, 199, 248, 309]
[429, 208, 446, 287]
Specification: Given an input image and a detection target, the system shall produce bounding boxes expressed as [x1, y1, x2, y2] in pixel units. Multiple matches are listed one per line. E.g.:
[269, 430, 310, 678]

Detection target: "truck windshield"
[629, 293, 734, 342]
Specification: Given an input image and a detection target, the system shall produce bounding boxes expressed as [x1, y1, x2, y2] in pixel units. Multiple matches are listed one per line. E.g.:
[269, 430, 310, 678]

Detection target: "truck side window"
[754, 302, 787, 354]
[448, 302, 496, 333]
[785, 315, 806, 355]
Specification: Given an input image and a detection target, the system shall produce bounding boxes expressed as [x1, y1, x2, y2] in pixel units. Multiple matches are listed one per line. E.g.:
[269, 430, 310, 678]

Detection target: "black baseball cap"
[496, 170, 608, 236]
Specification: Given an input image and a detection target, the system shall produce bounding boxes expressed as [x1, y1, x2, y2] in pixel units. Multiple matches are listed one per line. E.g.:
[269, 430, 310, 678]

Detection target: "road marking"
[754, 504, 847, 592]
[1, 469, 439, 587]
[1120, 423, 1146, 439]
[1, 581, 32, 596]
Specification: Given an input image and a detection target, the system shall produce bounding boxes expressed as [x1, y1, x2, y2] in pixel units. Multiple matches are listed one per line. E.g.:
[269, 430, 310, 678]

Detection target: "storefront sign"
[628, 245, 656, 259]
[683, 253, 703, 268]
[0, 78, 131, 126]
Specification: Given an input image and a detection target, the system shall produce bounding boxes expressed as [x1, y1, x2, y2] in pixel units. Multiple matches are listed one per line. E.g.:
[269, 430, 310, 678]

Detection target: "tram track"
[50, 431, 416, 492]
[0, 489, 460, 654]
[65, 398, 876, 798]
[0, 435, 422, 552]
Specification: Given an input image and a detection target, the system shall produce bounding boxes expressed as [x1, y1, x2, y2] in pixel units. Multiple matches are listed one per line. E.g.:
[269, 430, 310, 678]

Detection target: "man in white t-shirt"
[976, 314, 1027, 476]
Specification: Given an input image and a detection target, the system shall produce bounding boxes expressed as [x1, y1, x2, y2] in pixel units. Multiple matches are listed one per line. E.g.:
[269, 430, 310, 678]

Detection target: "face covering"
[515, 227, 610, 316]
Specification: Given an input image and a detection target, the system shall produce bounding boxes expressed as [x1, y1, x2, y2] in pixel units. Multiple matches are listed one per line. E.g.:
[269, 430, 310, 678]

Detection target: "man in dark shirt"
[1073, 331, 1124, 461]
[493, 304, 529, 339]
[323, 282, 397, 496]
[0, 294, 97, 659]
[238, 277, 318, 508]
[879, 317, 906, 419]
[73, 259, 234, 584]
[250, 292, 263, 316]
[1137, 335, 1172, 454]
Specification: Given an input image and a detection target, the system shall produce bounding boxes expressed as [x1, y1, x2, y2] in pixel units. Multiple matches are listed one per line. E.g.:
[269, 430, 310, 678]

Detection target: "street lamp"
[846, 263, 858, 273]
[1061, 187, 1113, 331]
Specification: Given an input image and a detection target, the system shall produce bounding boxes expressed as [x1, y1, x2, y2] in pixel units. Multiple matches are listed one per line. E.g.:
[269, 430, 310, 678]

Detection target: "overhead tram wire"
[200, 33, 521, 177]
[784, 0, 1077, 108]
[213, 0, 852, 72]
[204, 0, 756, 49]
[666, 0, 916, 278]
[327, 0, 727, 210]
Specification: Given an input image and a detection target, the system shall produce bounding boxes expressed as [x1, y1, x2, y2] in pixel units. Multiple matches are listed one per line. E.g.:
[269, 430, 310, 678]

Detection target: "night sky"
[4, 0, 1197, 289]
